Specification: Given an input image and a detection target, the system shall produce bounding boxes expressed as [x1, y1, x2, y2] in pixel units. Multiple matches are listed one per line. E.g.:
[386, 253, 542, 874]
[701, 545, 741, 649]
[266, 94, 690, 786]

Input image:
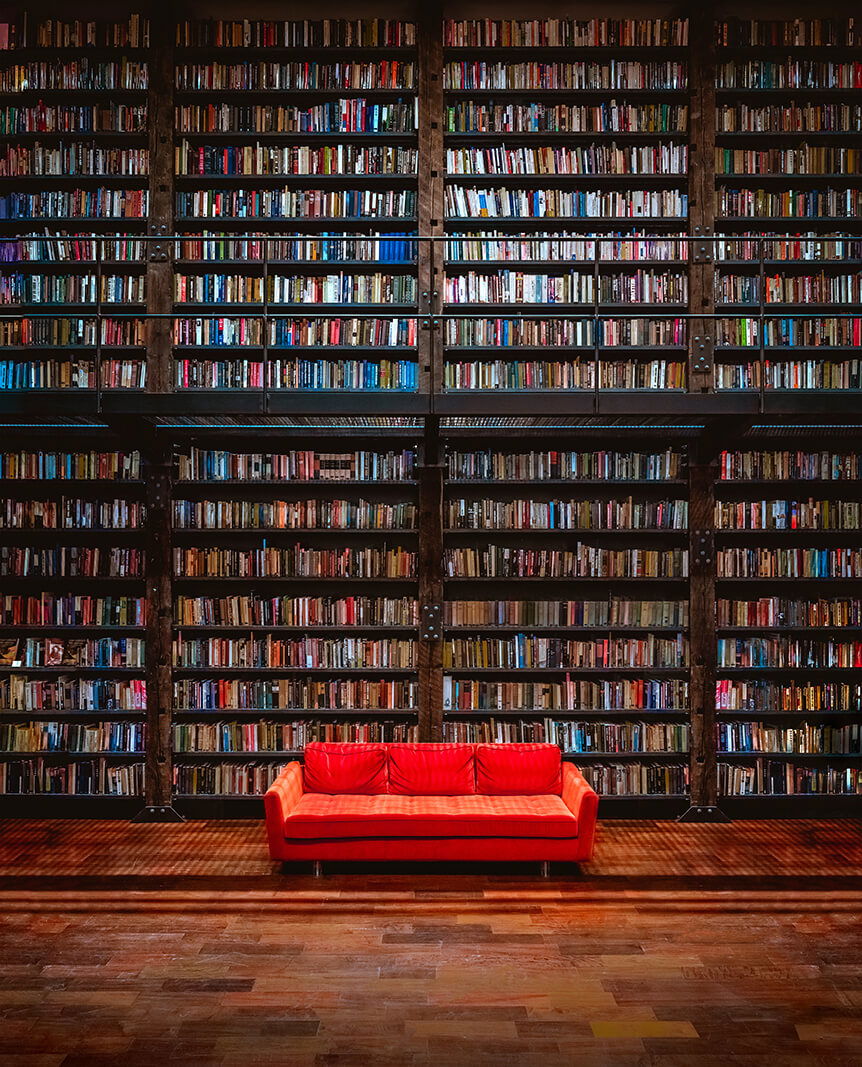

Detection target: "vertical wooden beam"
[416, 0, 444, 401]
[680, 445, 727, 821]
[145, 9, 175, 393]
[134, 442, 183, 821]
[417, 416, 444, 741]
[688, 4, 716, 393]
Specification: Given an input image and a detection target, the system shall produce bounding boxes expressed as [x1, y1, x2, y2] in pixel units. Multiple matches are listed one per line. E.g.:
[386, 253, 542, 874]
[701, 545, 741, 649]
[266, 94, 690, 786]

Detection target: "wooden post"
[416, 0, 444, 399]
[134, 442, 183, 821]
[145, 9, 175, 393]
[687, 4, 717, 393]
[417, 416, 445, 742]
[679, 445, 727, 821]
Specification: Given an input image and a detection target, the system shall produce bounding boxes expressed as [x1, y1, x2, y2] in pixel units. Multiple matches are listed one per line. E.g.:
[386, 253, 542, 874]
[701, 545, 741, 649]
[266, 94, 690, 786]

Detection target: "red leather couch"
[264, 741, 599, 869]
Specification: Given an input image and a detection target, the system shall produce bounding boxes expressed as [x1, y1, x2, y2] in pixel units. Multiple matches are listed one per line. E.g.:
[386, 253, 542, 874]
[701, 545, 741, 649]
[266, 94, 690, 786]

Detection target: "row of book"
[0, 146, 150, 177]
[178, 448, 415, 483]
[717, 188, 862, 218]
[172, 234, 417, 263]
[443, 319, 686, 348]
[0, 547, 142, 577]
[445, 546, 688, 579]
[172, 761, 283, 796]
[0, 191, 149, 220]
[0, 499, 144, 530]
[0, 362, 145, 391]
[2, 16, 149, 50]
[1, 275, 146, 305]
[172, 317, 417, 349]
[173, 678, 416, 711]
[716, 103, 862, 133]
[444, 187, 688, 219]
[175, 595, 417, 628]
[175, 144, 418, 177]
[446, 144, 688, 176]
[173, 500, 417, 531]
[0, 759, 145, 796]
[717, 548, 862, 578]
[715, 19, 860, 47]
[716, 275, 862, 305]
[0, 450, 141, 481]
[715, 61, 862, 90]
[718, 762, 862, 796]
[443, 61, 688, 91]
[174, 273, 416, 305]
[717, 639, 862, 668]
[444, 498, 688, 530]
[173, 546, 415, 579]
[579, 763, 689, 796]
[0, 237, 146, 262]
[443, 677, 687, 712]
[1, 677, 146, 711]
[174, 61, 415, 91]
[174, 20, 416, 49]
[174, 189, 417, 220]
[716, 318, 862, 347]
[173, 100, 416, 135]
[716, 598, 862, 628]
[446, 234, 688, 262]
[715, 500, 862, 530]
[173, 636, 415, 670]
[443, 635, 687, 670]
[0, 637, 143, 668]
[0, 721, 146, 753]
[0, 594, 146, 627]
[443, 272, 688, 304]
[447, 449, 683, 482]
[0, 103, 148, 134]
[173, 359, 418, 392]
[442, 721, 689, 749]
[716, 680, 862, 712]
[719, 451, 861, 481]
[444, 19, 688, 49]
[443, 360, 687, 392]
[718, 722, 861, 753]
[445, 102, 688, 135]
[172, 720, 418, 751]
[717, 147, 862, 175]
[717, 365, 862, 392]
[444, 599, 687, 628]
[0, 61, 149, 92]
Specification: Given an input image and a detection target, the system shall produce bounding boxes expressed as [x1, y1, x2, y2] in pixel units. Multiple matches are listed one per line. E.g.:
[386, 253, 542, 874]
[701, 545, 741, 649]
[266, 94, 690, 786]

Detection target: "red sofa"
[264, 741, 599, 871]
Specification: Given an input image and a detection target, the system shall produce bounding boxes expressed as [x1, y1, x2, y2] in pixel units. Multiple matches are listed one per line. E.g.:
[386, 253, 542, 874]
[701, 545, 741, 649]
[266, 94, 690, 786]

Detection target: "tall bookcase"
[0, 433, 147, 812]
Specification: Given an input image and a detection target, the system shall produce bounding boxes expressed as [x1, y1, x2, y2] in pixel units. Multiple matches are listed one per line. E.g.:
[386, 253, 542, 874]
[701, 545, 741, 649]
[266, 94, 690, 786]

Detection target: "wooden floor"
[1, 819, 862, 1065]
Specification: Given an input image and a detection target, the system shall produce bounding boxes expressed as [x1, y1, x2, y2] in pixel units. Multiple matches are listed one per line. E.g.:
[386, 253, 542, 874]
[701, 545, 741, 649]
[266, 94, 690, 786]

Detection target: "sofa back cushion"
[475, 743, 563, 796]
[388, 743, 476, 795]
[303, 742, 388, 794]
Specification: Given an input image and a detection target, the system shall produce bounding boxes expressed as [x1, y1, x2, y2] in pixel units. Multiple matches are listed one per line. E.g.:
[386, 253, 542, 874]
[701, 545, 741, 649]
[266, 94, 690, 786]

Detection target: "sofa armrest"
[561, 762, 599, 861]
[264, 761, 304, 860]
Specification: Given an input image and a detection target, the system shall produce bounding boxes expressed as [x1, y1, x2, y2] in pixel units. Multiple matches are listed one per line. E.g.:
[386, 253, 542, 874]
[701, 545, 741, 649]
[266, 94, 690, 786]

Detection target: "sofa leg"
[539, 861, 551, 878]
[312, 860, 323, 878]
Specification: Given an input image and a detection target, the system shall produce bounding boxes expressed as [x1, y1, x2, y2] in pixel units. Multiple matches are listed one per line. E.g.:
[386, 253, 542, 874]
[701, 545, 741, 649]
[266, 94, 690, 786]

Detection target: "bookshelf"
[0, 14, 150, 392]
[169, 436, 420, 810]
[715, 443, 862, 809]
[441, 16, 691, 396]
[440, 431, 691, 812]
[0, 435, 147, 811]
[170, 16, 420, 396]
[713, 16, 862, 395]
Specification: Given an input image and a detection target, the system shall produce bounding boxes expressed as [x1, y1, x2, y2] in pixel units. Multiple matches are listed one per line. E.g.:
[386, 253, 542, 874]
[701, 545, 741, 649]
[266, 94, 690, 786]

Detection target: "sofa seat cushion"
[283, 793, 578, 841]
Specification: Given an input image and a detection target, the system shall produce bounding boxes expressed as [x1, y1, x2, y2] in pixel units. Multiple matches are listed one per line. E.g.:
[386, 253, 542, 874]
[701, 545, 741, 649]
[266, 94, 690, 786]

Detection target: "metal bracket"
[420, 603, 442, 640]
[132, 805, 186, 823]
[690, 336, 713, 375]
[677, 805, 731, 823]
[692, 529, 714, 567]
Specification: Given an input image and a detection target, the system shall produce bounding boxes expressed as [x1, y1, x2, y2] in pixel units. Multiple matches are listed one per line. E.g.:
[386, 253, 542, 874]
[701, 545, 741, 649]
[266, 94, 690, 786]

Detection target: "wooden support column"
[679, 445, 727, 821]
[688, 5, 717, 393]
[417, 416, 445, 742]
[145, 10, 175, 393]
[416, 0, 444, 401]
[134, 443, 183, 821]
